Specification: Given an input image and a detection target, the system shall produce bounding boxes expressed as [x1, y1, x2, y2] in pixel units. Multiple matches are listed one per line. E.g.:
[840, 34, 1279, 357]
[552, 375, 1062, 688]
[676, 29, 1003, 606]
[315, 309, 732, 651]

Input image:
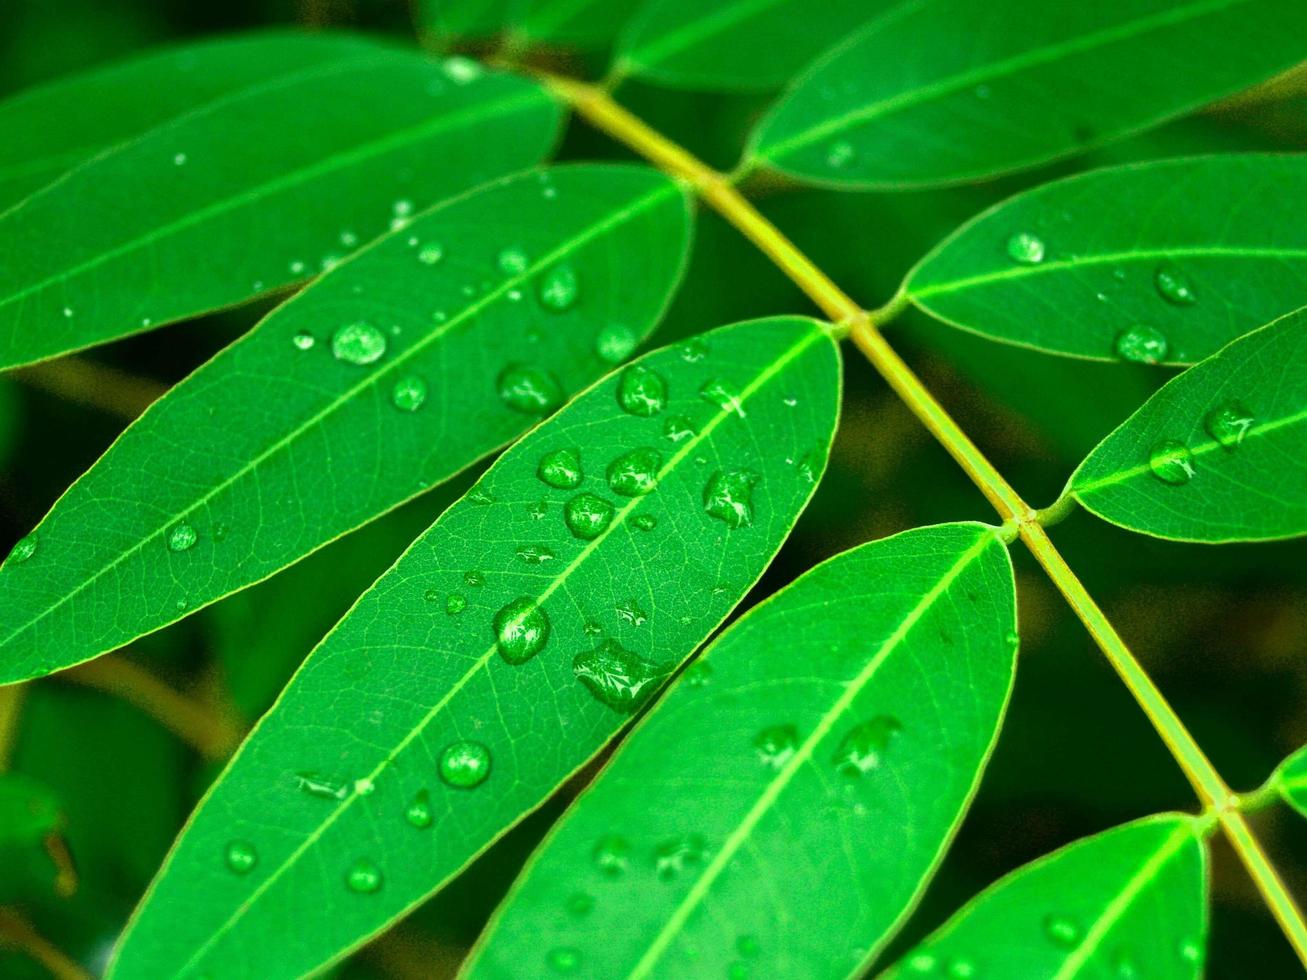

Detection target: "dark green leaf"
[418, 0, 516, 40]
[614, 0, 887, 92]
[109, 316, 841, 979]
[0, 41, 561, 369]
[748, 0, 1307, 188]
[883, 815, 1207, 979]
[1071, 309, 1307, 542]
[0, 164, 692, 682]
[1275, 745, 1307, 817]
[465, 522, 1015, 979]
[0, 772, 68, 903]
[907, 155, 1307, 364]
[512, 0, 644, 49]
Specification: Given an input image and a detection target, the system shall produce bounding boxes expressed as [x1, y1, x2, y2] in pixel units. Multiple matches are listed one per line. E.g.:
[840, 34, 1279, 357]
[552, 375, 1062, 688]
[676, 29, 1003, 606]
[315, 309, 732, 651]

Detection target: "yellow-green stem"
[540, 71, 1307, 967]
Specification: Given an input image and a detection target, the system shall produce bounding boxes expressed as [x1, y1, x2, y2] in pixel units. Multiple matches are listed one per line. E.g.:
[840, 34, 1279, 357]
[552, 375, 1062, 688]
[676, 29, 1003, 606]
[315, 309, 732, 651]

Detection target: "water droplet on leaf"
[516, 544, 555, 565]
[537, 448, 583, 489]
[1114, 324, 1168, 364]
[1154, 261, 1198, 305]
[1007, 231, 1045, 265]
[391, 375, 427, 412]
[296, 772, 349, 800]
[538, 265, 579, 312]
[754, 724, 798, 769]
[439, 740, 491, 788]
[1044, 914, 1081, 947]
[595, 324, 637, 363]
[617, 365, 667, 416]
[633, 514, 657, 531]
[463, 569, 485, 587]
[8, 534, 37, 564]
[405, 790, 433, 828]
[332, 322, 387, 365]
[615, 599, 647, 626]
[418, 243, 444, 265]
[592, 835, 630, 876]
[445, 593, 467, 615]
[292, 330, 315, 351]
[653, 834, 706, 879]
[663, 414, 696, 442]
[167, 524, 198, 552]
[573, 640, 663, 711]
[225, 840, 257, 874]
[345, 859, 383, 893]
[606, 448, 662, 497]
[498, 365, 563, 415]
[564, 493, 614, 540]
[497, 246, 529, 274]
[700, 378, 745, 417]
[704, 469, 758, 528]
[492, 597, 549, 666]
[826, 140, 855, 169]
[1204, 402, 1254, 450]
[1149, 440, 1195, 485]
[546, 947, 581, 974]
[834, 716, 901, 775]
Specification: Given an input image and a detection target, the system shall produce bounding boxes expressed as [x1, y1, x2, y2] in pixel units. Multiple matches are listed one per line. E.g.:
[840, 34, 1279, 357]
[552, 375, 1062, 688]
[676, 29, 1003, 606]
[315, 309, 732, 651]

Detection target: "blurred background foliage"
[0, 0, 1303, 976]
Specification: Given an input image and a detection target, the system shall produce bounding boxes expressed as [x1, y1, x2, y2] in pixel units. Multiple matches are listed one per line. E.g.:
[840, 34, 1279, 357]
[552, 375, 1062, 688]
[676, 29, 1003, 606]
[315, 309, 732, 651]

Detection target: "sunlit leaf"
[109, 316, 841, 979]
[907, 155, 1307, 364]
[465, 522, 1016, 979]
[0, 165, 692, 682]
[1275, 745, 1307, 817]
[1071, 309, 1307, 542]
[749, 0, 1307, 188]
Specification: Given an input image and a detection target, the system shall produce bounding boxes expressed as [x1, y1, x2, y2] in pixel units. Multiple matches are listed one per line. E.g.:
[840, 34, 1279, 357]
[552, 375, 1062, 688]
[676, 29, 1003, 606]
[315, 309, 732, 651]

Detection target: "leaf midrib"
[165, 320, 829, 975]
[627, 528, 997, 980]
[756, 0, 1248, 163]
[0, 179, 679, 660]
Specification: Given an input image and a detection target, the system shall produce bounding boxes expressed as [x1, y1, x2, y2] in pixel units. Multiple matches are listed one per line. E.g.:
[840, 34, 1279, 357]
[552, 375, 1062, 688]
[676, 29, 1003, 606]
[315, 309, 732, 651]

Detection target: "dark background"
[1, 0, 1304, 976]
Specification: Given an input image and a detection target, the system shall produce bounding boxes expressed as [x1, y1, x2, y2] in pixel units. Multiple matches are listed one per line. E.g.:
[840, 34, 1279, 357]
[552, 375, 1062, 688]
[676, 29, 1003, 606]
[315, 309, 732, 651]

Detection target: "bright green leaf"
[512, 0, 644, 49]
[465, 522, 1016, 979]
[0, 40, 561, 369]
[883, 815, 1208, 979]
[748, 0, 1307, 188]
[907, 155, 1307, 364]
[0, 164, 692, 682]
[614, 0, 887, 92]
[109, 315, 841, 979]
[1070, 309, 1307, 542]
[1275, 745, 1307, 817]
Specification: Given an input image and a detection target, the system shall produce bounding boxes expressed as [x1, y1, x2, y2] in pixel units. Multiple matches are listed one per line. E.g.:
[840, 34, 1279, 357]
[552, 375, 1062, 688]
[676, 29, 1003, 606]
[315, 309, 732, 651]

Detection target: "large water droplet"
[1007, 232, 1045, 265]
[615, 599, 647, 627]
[1149, 440, 1195, 485]
[617, 365, 667, 416]
[332, 322, 387, 365]
[700, 378, 746, 417]
[546, 947, 581, 974]
[1154, 262, 1198, 305]
[7, 534, 37, 565]
[538, 448, 583, 489]
[564, 493, 615, 540]
[498, 364, 563, 414]
[516, 544, 556, 565]
[704, 469, 758, 528]
[404, 789, 433, 828]
[754, 725, 798, 769]
[538, 265, 579, 312]
[439, 740, 491, 788]
[1114, 324, 1168, 364]
[652, 834, 706, 879]
[833, 716, 901, 775]
[573, 640, 663, 711]
[167, 523, 198, 552]
[595, 324, 637, 364]
[606, 448, 662, 497]
[592, 835, 630, 876]
[391, 375, 427, 412]
[345, 858, 383, 893]
[1044, 914, 1081, 947]
[493, 597, 550, 665]
[296, 772, 349, 800]
[1204, 402, 1254, 450]
[497, 246, 529, 275]
[225, 840, 258, 874]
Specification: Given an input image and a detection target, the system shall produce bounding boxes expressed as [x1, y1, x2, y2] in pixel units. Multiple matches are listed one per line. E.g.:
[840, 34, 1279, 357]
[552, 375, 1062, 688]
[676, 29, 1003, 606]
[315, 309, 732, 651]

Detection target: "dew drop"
[445, 593, 467, 615]
[904, 951, 937, 973]
[527, 500, 549, 520]
[1114, 324, 1168, 365]
[679, 338, 709, 363]
[1007, 231, 1045, 265]
[573, 640, 663, 711]
[391, 375, 427, 412]
[699, 378, 746, 417]
[633, 514, 657, 531]
[1149, 440, 1195, 485]
[617, 365, 667, 416]
[592, 835, 630, 876]
[546, 947, 581, 974]
[345, 859, 383, 893]
[703, 469, 758, 528]
[417, 243, 444, 266]
[292, 330, 315, 351]
[1044, 914, 1081, 948]
[439, 740, 491, 788]
[1204, 402, 1254, 450]
[606, 447, 662, 497]
[833, 716, 901, 775]
[537, 448, 584, 489]
[296, 772, 349, 800]
[595, 323, 637, 363]
[1154, 261, 1198, 306]
[424, 587, 440, 602]
[224, 840, 257, 874]
[7, 534, 37, 565]
[615, 598, 648, 626]
[684, 660, 713, 687]
[663, 414, 696, 442]
[516, 544, 556, 564]
[652, 834, 706, 880]
[796, 446, 825, 485]
[167, 523, 198, 552]
[583, 621, 604, 636]
[754, 724, 798, 769]
[497, 246, 529, 274]
[538, 265, 579, 312]
[463, 569, 485, 587]
[564, 493, 615, 540]
[826, 140, 855, 169]
[498, 364, 564, 415]
[405, 789, 433, 829]
[946, 958, 976, 979]
[442, 55, 483, 84]
[331, 322, 387, 365]
[493, 597, 551, 665]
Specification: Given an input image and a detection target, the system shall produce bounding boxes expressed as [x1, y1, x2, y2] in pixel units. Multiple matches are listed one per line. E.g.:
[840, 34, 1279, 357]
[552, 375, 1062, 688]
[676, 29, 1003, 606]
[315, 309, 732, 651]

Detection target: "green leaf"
[0, 40, 561, 369]
[1070, 309, 1307, 542]
[907, 155, 1307, 364]
[512, 0, 644, 49]
[883, 815, 1208, 978]
[109, 315, 841, 979]
[1275, 745, 1307, 817]
[0, 164, 693, 682]
[418, 0, 516, 40]
[0, 772, 69, 903]
[614, 0, 887, 92]
[748, 0, 1307, 188]
[465, 522, 1016, 979]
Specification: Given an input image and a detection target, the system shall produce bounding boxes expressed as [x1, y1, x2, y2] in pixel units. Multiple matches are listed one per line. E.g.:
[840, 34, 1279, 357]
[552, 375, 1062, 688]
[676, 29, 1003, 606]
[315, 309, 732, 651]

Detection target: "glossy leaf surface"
[883, 816, 1207, 979]
[615, 0, 885, 91]
[0, 165, 692, 682]
[749, 0, 1307, 188]
[1276, 745, 1307, 817]
[908, 155, 1307, 364]
[467, 522, 1016, 979]
[110, 316, 841, 979]
[0, 41, 560, 368]
[1071, 310, 1307, 542]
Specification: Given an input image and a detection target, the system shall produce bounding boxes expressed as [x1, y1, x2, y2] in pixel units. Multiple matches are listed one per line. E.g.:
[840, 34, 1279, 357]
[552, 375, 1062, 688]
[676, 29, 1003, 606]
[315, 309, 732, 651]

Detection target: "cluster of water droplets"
[903, 926, 1203, 976]
[1143, 400, 1255, 488]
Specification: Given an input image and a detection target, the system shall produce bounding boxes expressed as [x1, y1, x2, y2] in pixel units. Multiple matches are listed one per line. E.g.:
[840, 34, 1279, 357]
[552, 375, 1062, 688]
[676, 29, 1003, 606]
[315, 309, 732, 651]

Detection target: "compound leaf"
[0, 38, 561, 368]
[749, 0, 1307, 188]
[0, 164, 692, 682]
[1071, 309, 1307, 542]
[108, 315, 841, 979]
[1275, 745, 1307, 817]
[907, 155, 1307, 364]
[882, 815, 1207, 979]
[466, 522, 1016, 979]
